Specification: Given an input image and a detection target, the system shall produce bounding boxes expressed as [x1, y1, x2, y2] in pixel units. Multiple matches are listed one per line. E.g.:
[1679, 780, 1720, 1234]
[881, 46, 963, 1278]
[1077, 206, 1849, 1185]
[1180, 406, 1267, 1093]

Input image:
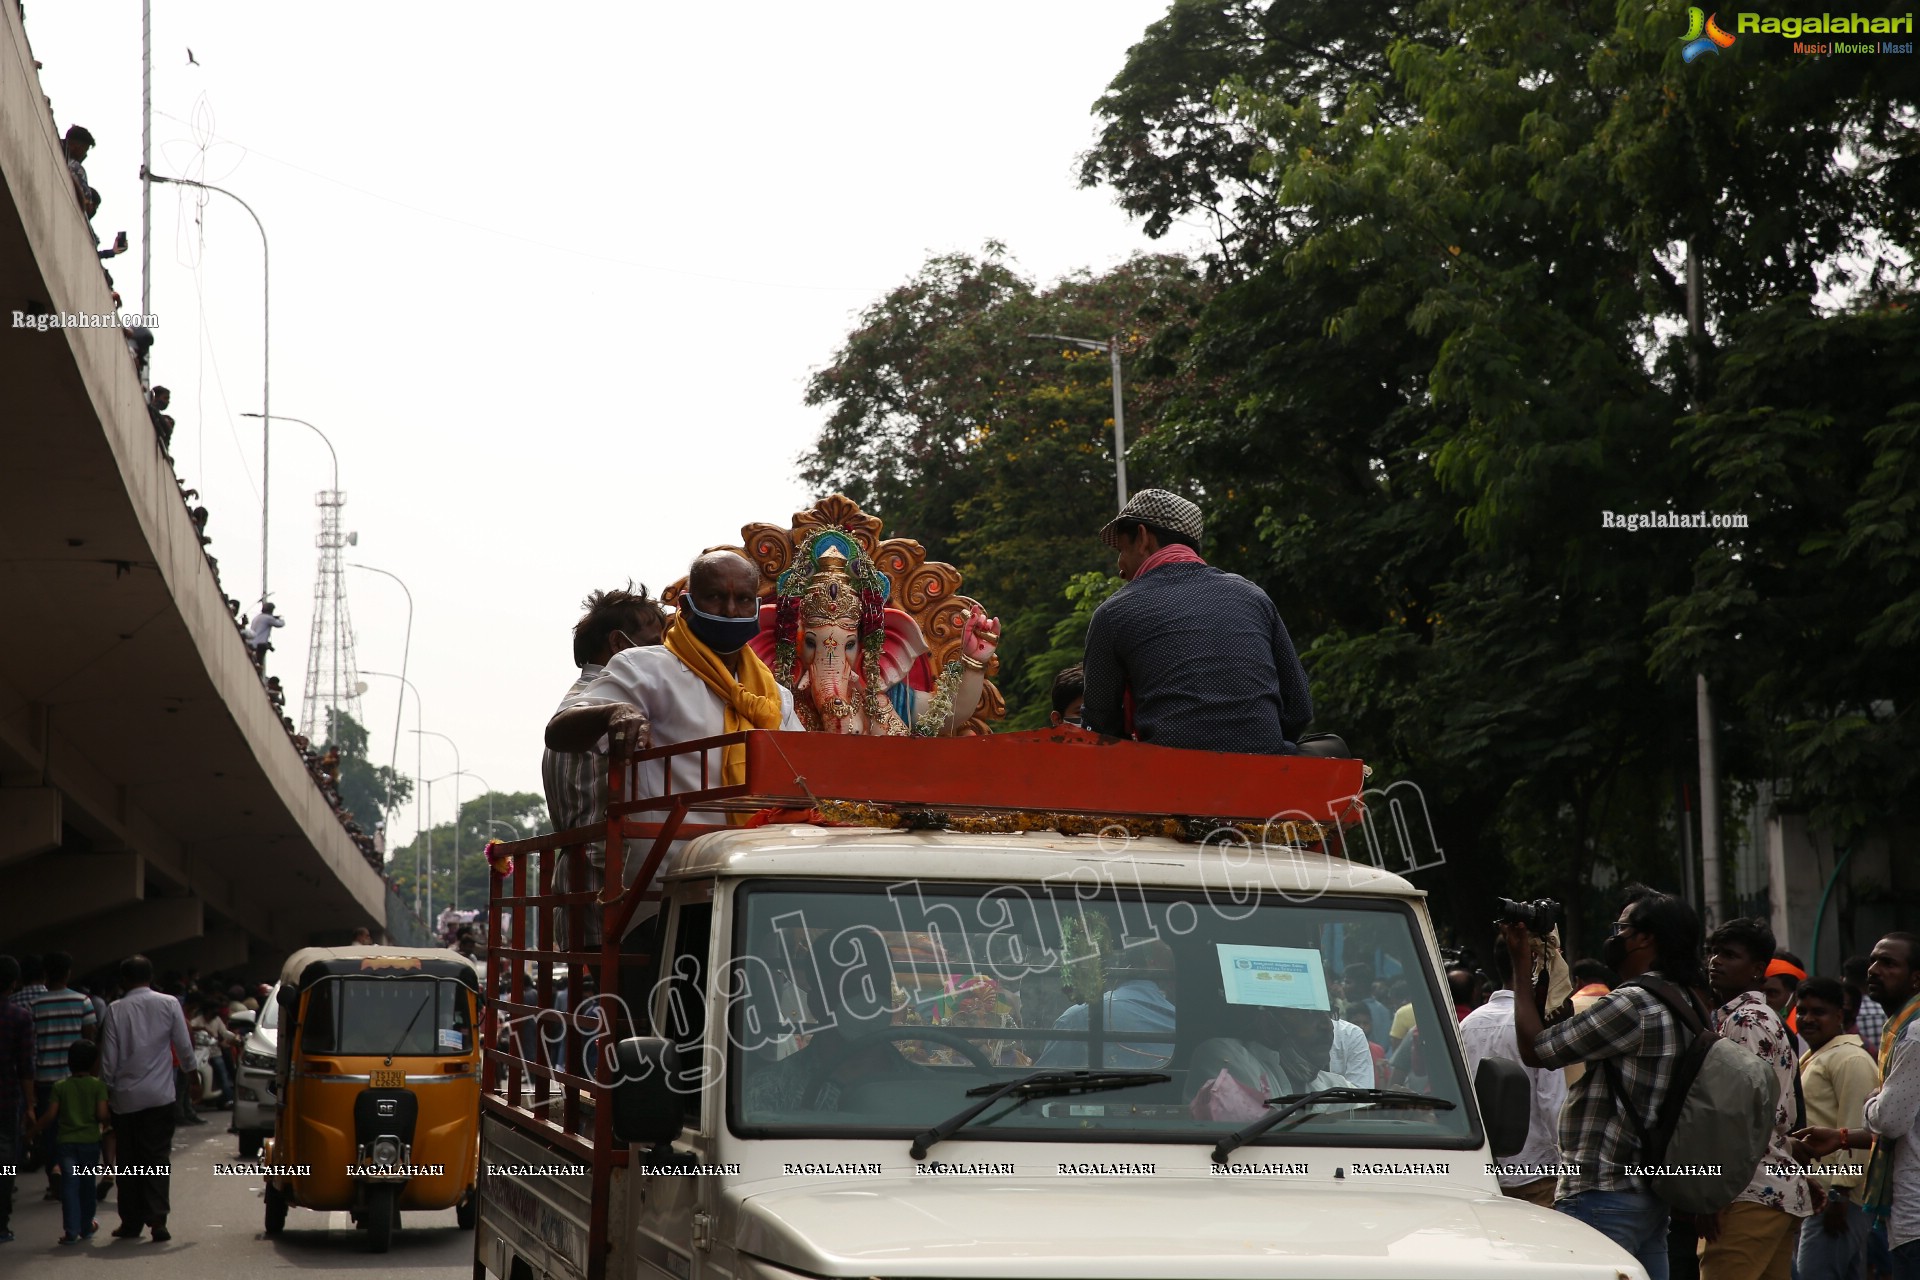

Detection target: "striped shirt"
[29, 988, 97, 1081]
[542, 663, 609, 860]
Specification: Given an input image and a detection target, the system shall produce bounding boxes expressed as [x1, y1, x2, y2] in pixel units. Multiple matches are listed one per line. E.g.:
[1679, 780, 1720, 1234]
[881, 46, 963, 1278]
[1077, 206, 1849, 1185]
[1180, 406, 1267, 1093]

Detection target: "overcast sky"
[26, 2, 1201, 845]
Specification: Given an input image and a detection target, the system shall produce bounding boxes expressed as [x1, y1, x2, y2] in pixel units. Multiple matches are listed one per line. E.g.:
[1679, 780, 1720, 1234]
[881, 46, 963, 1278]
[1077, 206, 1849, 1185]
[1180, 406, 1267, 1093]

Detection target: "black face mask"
[1601, 932, 1630, 973]
[680, 595, 761, 655]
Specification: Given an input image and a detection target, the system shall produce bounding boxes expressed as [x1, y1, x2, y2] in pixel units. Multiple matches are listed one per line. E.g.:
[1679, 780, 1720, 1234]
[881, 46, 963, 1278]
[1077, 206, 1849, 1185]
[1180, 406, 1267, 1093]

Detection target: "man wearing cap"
[1081, 490, 1312, 753]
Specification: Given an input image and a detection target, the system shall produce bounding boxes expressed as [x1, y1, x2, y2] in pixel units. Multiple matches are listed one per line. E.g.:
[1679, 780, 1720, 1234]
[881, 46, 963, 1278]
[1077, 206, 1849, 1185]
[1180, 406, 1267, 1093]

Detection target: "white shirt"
[246, 610, 285, 647]
[576, 646, 801, 887]
[1867, 1015, 1920, 1248]
[1330, 1018, 1375, 1088]
[99, 985, 194, 1113]
[1458, 988, 1567, 1187]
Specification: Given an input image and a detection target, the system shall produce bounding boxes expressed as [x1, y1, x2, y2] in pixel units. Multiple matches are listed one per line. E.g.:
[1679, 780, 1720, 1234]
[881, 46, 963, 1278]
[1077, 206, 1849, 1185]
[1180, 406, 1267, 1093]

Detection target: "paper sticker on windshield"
[438, 1028, 465, 1050]
[1216, 945, 1328, 1010]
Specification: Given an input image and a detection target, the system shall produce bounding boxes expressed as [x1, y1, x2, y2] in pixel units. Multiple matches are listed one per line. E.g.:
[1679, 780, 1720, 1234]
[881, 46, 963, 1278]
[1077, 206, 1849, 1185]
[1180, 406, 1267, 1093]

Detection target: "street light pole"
[148, 171, 270, 606]
[348, 564, 413, 784]
[446, 770, 492, 914]
[361, 669, 422, 899]
[245, 412, 343, 724]
[1028, 332, 1129, 510]
[412, 730, 462, 926]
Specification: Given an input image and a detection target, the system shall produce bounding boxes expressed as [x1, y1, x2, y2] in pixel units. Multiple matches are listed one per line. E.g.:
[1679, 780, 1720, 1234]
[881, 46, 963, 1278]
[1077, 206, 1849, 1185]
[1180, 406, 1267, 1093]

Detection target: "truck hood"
[733, 1179, 1642, 1280]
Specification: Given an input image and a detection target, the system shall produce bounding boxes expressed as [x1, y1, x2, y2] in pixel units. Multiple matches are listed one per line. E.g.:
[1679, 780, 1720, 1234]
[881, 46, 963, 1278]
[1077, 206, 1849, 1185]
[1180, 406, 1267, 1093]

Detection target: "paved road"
[5, 1113, 477, 1276]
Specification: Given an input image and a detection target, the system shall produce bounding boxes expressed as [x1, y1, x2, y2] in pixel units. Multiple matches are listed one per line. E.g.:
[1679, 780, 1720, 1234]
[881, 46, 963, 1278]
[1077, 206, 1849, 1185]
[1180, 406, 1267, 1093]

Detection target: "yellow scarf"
[661, 615, 784, 808]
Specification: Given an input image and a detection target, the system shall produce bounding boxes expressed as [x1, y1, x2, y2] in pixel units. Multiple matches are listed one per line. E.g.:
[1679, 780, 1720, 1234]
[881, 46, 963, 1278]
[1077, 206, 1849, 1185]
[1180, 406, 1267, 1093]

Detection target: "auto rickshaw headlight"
[370, 1137, 402, 1169]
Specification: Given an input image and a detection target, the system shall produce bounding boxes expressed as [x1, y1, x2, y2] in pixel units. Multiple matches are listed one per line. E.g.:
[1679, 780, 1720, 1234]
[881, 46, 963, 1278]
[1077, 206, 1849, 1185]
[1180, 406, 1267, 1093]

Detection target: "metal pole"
[349, 565, 413, 785]
[140, 0, 151, 316]
[1697, 674, 1723, 927]
[1108, 336, 1128, 509]
[149, 174, 269, 608]
[425, 780, 433, 926]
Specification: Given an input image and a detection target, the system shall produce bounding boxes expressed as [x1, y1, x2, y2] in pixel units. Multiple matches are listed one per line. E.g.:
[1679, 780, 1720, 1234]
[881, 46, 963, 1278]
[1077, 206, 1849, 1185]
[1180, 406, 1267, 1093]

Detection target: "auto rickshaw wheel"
[264, 1181, 288, 1235]
[365, 1187, 397, 1253]
[457, 1189, 476, 1230]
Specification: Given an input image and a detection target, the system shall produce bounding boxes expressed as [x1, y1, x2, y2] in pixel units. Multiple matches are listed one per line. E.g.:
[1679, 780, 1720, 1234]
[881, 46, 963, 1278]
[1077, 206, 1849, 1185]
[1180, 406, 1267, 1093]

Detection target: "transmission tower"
[298, 486, 365, 742]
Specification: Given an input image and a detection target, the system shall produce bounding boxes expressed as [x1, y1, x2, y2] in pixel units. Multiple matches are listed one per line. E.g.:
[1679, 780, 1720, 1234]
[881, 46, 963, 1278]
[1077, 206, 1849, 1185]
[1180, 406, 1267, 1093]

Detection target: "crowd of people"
[1450, 892, 1920, 1280]
[0, 951, 275, 1246]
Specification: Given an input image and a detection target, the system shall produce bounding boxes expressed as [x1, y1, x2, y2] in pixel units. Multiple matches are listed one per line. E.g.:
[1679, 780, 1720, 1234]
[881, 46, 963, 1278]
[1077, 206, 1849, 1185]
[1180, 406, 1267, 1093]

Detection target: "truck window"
[726, 881, 1477, 1150]
[657, 900, 714, 1118]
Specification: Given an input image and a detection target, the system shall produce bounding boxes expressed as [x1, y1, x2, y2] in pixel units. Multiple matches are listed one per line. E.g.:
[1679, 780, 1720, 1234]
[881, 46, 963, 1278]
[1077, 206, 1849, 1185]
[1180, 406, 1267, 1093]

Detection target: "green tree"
[323, 709, 412, 834]
[388, 791, 551, 923]
[804, 248, 1212, 721]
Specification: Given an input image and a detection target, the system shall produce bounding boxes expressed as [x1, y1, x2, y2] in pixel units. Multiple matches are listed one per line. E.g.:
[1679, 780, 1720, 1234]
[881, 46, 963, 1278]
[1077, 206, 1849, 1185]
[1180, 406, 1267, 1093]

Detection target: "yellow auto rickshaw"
[260, 945, 482, 1251]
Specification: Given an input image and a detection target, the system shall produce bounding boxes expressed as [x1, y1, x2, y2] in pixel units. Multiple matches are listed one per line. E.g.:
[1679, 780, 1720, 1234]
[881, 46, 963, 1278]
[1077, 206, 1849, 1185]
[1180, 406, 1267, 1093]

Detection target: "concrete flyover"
[0, 3, 389, 978]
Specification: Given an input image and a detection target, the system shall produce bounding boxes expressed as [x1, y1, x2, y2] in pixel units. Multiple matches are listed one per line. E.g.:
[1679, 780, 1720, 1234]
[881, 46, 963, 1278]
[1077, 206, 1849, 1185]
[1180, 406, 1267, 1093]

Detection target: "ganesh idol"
[747, 529, 1000, 736]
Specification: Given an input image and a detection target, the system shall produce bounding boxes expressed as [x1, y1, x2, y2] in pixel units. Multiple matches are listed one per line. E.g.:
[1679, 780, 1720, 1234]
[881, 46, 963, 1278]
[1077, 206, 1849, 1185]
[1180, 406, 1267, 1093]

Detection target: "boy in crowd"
[33, 1039, 108, 1245]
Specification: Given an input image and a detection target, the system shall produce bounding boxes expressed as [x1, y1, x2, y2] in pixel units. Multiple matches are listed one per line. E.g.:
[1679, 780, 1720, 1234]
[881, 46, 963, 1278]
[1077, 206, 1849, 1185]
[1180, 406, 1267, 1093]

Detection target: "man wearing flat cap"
[1081, 490, 1313, 754]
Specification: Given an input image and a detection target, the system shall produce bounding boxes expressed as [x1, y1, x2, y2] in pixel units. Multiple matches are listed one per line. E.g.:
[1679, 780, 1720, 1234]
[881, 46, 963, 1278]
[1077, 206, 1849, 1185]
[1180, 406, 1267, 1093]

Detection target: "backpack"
[1601, 976, 1782, 1215]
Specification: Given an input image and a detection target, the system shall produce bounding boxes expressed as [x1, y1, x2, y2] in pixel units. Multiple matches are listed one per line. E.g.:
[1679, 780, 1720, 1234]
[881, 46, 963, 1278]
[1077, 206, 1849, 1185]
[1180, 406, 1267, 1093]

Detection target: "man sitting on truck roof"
[546, 552, 802, 912]
[1081, 489, 1312, 753]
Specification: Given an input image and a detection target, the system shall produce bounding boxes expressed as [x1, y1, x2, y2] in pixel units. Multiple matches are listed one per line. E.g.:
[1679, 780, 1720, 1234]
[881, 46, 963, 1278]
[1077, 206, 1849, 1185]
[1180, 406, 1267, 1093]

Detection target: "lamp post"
[1028, 332, 1129, 510]
[412, 730, 462, 924]
[245, 412, 343, 723]
[422, 770, 463, 926]
[348, 564, 414, 784]
[445, 769, 492, 913]
[361, 669, 423, 905]
[148, 170, 270, 606]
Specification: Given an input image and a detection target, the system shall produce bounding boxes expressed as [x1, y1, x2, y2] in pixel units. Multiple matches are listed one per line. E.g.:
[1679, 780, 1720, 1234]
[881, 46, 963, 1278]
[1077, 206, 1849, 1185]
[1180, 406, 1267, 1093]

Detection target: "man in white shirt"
[1459, 942, 1567, 1207]
[98, 955, 193, 1242]
[244, 602, 284, 671]
[546, 552, 801, 926]
[542, 585, 666, 949]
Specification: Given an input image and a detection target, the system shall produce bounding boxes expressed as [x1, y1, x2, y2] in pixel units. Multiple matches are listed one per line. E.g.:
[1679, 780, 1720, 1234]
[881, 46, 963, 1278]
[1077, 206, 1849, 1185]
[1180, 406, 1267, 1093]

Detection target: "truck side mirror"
[1473, 1056, 1531, 1159]
[611, 1036, 687, 1147]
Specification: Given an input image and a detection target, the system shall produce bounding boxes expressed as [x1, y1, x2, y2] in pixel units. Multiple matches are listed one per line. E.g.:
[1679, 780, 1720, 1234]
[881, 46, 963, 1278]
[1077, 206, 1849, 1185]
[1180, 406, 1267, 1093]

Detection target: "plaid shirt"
[1532, 973, 1691, 1196]
[0, 997, 35, 1120]
[1857, 995, 1888, 1058]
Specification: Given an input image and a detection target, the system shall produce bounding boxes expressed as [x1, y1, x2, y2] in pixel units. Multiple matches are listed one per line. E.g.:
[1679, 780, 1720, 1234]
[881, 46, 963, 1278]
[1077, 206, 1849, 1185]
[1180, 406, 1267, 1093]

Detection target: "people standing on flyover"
[541, 583, 668, 948]
[1080, 490, 1313, 753]
[98, 954, 193, 1243]
[62, 126, 93, 212]
[244, 602, 284, 671]
[0, 954, 39, 1245]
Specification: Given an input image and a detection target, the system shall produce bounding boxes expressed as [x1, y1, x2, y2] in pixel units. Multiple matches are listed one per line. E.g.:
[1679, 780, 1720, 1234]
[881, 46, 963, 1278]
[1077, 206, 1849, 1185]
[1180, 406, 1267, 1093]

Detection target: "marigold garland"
[808, 800, 1329, 846]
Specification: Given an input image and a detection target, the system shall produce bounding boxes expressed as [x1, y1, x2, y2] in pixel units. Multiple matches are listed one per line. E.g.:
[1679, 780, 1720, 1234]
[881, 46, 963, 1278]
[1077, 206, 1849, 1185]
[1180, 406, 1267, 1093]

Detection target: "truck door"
[631, 886, 724, 1280]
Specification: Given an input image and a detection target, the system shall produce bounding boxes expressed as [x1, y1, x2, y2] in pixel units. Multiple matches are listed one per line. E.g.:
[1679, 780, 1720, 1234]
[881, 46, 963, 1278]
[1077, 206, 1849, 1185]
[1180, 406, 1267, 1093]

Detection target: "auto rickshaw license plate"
[370, 1069, 405, 1088]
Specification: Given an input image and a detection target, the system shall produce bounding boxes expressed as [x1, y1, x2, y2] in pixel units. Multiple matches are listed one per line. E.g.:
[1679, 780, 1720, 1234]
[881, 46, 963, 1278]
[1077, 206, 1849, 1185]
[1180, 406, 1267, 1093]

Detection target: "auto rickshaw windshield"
[301, 976, 473, 1056]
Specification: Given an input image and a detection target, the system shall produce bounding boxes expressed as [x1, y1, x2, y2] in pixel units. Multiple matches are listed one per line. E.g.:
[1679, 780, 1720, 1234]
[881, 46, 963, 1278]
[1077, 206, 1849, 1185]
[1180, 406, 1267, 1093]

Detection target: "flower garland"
[808, 799, 1330, 846]
[910, 660, 964, 737]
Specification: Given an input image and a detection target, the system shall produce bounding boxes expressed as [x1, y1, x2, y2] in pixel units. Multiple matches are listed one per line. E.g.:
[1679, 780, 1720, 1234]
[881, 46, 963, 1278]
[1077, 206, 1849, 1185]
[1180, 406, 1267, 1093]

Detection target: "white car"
[230, 984, 279, 1159]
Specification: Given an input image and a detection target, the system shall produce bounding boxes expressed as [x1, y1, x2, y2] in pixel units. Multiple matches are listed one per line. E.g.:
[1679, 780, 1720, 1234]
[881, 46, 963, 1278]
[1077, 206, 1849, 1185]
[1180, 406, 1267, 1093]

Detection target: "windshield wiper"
[1210, 1087, 1456, 1165]
[910, 1069, 1169, 1160]
[383, 990, 434, 1067]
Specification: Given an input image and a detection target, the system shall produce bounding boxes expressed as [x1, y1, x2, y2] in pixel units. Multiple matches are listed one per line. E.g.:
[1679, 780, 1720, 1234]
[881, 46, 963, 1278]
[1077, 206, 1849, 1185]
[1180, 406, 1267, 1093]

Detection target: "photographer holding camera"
[1503, 884, 1712, 1280]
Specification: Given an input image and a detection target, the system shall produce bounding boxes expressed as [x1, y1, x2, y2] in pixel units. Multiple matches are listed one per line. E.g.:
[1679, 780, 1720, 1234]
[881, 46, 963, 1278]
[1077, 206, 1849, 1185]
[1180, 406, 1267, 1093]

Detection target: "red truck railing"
[481, 728, 1366, 1279]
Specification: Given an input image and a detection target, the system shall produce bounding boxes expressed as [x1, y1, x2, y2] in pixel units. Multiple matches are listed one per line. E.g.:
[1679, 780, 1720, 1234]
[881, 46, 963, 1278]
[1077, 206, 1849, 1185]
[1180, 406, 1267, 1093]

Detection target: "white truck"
[473, 730, 1643, 1280]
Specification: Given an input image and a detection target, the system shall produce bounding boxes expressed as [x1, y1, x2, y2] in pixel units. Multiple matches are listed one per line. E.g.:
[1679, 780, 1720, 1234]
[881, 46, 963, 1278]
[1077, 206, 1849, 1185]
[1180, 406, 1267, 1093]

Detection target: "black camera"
[1495, 897, 1563, 935]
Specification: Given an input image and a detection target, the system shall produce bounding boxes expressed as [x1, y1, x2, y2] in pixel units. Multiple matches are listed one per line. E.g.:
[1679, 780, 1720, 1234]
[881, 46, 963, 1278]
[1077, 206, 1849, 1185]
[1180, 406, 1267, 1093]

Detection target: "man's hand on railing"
[607, 705, 651, 759]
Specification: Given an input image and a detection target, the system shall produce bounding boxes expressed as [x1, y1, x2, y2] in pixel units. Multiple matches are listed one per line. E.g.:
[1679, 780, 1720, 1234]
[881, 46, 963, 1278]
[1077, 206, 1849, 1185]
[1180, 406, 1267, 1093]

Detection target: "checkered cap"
[1100, 489, 1205, 548]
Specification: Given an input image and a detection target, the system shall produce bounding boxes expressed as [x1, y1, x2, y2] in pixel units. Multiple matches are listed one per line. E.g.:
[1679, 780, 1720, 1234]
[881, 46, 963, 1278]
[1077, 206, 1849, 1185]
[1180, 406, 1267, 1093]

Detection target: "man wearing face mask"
[546, 553, 802, 915]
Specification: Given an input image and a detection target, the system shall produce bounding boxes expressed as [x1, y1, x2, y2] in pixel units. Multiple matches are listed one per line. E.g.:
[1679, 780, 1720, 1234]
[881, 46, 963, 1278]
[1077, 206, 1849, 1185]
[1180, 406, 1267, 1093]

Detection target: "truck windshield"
[725, 880, 1478, 1148]
[300, 977, 473, 1057]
